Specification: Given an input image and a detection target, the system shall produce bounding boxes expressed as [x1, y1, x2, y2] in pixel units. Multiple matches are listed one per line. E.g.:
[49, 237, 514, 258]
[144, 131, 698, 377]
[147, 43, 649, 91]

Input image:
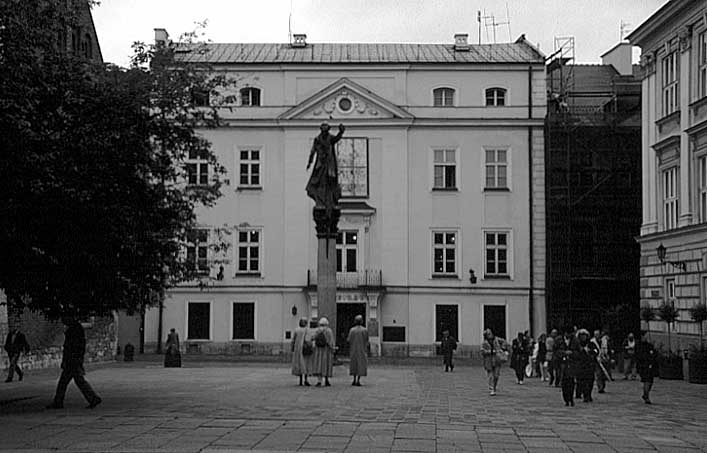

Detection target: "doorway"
[336, 303, 366, 356]
[483, 305, 507, 341]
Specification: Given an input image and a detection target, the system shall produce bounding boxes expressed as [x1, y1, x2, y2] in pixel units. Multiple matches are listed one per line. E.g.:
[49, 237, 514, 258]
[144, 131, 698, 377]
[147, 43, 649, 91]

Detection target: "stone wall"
[1, 310, 117, 372]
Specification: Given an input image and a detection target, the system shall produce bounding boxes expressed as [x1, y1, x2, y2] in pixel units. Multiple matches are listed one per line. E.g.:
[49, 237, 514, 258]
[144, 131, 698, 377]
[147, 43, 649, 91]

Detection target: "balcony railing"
[307, 269, 383, 289]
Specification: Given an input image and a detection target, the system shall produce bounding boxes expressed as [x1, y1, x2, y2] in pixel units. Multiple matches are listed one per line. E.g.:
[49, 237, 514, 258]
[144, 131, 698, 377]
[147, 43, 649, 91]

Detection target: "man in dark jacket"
[440, 330, 457, 372]
[573, 329, 598, 403]
[636, 330, 658, 404]
[4, 327, 30, 382]
[46, 317, 102, 409]
[557, 331, 576, 405]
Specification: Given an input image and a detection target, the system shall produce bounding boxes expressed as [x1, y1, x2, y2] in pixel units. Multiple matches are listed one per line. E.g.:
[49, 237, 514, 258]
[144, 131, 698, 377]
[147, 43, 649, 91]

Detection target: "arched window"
[83, 34, 92, 59]
[240, 87, 261, 106]
[485, 87, 506, 106]
[433, 87, 455, 107]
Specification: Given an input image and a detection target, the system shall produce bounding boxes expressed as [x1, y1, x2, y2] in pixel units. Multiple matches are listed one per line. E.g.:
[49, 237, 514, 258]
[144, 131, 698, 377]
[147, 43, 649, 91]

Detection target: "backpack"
[314, 330, 327, 348]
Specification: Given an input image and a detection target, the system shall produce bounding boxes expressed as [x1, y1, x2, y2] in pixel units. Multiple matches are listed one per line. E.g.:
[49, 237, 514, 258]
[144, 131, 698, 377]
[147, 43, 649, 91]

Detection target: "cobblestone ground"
[0, 360, 706, 452]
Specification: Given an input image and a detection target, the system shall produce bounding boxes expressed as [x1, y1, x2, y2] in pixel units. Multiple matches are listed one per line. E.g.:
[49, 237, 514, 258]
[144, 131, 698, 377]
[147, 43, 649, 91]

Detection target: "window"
[240, 87, 261, 106]
[433, 87, 455, 107]
[662, 167, 678, 230]
[232, 302, 255, 340]
[485, 149, 508, 189]
[187, 302, 211, 340]
[435, 305, 458, 342]
[186, 229, 209, 275]
[666, 278, 676, 304]
[699, 32, 707, 99]
[699, 155, 707, 223]
[336, 231, 358, 272]
[432, 231, 457, 276]
[483, 305, 506, 341]
[186, 149, 209, 186]
[82, 34, 92, 59]
[485, 87, 506, 106]
[336, 138, 368, 197]
[191, 89, 210, 107]
[382, 326, 406, 342]
[484, 231, 509, 277]
[433, 149, 457, 190]
[661, 51, 679, 116]
[237, 228, 261, 274]
[239, 149, 261, 188]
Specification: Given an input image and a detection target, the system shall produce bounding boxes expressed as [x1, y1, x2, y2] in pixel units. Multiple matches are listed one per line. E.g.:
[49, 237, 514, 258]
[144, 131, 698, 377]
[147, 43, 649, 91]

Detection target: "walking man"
[4, 326, 30, 382]
[47, 317, 102, 409]
[591, 330, 609, 394]
[347, 315, 369, 386]
[440, 329, 457, 372]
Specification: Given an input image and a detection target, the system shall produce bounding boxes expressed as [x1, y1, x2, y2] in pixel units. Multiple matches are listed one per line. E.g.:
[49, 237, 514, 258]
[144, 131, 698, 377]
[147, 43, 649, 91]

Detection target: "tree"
[657, 303, 679, 353]
[640, 306, 656, 341]
[0, 0, 230, 318]
[689, 304, 707, 351]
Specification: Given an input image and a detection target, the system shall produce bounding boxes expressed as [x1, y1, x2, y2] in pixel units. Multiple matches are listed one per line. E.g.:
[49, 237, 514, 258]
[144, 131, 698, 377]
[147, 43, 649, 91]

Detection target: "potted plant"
[640, 306, 656, 340]
[657, 302, 683, 380]
[688, 303, 707, 384]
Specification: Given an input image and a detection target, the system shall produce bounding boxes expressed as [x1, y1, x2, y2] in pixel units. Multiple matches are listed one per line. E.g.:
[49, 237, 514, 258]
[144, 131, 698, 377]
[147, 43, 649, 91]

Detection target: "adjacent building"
[628, 0, 707, 349]
[545, 44, 642, 331]
[144, 32, 548, 356]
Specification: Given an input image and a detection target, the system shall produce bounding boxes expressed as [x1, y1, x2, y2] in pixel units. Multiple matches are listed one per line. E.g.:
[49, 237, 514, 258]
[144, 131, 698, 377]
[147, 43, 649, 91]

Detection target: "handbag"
[302, 340, 313, 356]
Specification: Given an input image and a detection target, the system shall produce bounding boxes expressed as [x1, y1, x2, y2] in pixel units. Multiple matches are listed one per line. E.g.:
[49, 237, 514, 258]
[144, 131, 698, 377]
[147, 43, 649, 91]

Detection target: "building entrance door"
[336, 303, 366, 356]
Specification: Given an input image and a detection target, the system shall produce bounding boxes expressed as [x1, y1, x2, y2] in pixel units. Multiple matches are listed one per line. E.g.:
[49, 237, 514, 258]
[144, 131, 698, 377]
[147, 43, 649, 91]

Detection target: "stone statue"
[306, 122, 345, 215]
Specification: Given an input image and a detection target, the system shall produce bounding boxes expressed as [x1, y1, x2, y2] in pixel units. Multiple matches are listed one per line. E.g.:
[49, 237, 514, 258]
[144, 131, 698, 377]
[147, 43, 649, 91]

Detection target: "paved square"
[1, 360, 706, 452]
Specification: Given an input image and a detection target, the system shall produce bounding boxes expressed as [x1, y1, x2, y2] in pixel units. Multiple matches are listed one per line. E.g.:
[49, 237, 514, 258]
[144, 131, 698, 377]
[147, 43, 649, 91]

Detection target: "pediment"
[279, 78, 413, 121]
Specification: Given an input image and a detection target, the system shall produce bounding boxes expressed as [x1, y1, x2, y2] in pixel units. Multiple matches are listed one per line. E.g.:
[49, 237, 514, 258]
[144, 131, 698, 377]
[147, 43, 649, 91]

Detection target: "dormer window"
[433, 88, 455, 107]
[240, 87, 261, 106]
[485, 88, 506, 106]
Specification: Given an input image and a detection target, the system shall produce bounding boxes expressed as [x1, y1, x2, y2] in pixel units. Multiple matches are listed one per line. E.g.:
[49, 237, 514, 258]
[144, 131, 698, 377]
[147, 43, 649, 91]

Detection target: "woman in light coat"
[481, 328, 507, 396]
[313, 317, 335, 386]
[291, 317, 312, 386]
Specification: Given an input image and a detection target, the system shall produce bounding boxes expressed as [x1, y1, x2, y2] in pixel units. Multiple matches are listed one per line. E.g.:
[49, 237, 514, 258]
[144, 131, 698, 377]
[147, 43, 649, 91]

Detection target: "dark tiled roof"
[173, 41, 544, 65]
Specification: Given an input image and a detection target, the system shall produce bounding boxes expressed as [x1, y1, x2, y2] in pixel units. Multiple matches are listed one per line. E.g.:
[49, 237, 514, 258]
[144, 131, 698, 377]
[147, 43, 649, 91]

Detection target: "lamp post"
[656, 243, 687, 272]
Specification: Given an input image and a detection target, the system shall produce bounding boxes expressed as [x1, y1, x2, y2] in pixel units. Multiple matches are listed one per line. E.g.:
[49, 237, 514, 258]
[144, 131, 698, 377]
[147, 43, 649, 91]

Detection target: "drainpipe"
[527, 65, 535, 336]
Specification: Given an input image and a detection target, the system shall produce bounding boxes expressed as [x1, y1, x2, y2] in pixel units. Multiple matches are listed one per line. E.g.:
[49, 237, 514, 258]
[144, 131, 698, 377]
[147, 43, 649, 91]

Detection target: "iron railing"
[307, 269, 383, 288]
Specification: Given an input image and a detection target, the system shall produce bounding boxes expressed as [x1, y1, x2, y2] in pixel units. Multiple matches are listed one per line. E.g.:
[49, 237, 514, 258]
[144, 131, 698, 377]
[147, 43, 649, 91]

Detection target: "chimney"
[154, 28, 170, 47]
[601, 42, 633, 76]
[454, 33, 469, 51]
[292, 34, 307, 48]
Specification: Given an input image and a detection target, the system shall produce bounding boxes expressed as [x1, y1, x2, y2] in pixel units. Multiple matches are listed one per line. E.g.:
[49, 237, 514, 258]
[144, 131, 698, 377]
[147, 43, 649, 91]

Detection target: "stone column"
[313, 207, 340, 344]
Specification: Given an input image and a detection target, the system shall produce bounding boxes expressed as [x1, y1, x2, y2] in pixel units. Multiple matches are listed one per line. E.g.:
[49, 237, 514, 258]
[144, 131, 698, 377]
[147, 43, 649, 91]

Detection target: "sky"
[92, 0, 666, 68]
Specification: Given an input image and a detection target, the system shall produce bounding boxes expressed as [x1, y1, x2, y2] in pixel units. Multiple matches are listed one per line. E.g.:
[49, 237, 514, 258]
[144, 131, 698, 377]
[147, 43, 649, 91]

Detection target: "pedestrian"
[558, 331, 576, 406]
[46, 316, 102, 409]
[635, 330, 657, 404]
[591, 329, 610, 394]
[481, 328, 507, 396]
[312, 317, 334, 387]
[552, 329, 564, 388]
[622, 332, 637, 380]
[573, 328, 597, 403]
[440, 329, 457, 372]
[164, 328, 182, 368]
[601, 331, 614, 381]
[4, 326, 30, 383]
[347, 315, 368, 386]
[537, 333, 548, 381]
[291, 317, 312, 386]
[510, 332, 529, 384]
[546, 329, 557, 385]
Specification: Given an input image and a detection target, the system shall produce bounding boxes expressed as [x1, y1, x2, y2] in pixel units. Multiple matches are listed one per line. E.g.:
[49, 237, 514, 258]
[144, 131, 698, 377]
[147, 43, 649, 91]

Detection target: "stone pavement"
[0, 360, 706, 452]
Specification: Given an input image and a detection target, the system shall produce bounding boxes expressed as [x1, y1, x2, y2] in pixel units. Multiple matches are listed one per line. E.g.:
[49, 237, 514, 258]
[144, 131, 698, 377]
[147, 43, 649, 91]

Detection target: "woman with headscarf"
[481, 328, 507, 396]
[313, 317, 335, 387]
[291, 317, 312, 386]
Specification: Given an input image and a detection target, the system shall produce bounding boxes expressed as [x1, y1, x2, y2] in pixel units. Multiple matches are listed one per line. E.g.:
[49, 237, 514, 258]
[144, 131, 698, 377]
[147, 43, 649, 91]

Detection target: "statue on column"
[306, 123, 345, 234]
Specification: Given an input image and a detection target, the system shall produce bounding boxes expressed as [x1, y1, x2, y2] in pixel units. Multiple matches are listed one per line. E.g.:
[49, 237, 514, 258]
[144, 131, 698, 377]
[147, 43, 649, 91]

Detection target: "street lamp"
[656, 243, 687, 272]
[469, 269, 477, 284]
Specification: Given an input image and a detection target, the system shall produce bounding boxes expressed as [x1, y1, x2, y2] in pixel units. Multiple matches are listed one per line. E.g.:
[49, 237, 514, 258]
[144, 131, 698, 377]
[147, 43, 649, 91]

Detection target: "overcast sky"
[92, 0, 665, 67]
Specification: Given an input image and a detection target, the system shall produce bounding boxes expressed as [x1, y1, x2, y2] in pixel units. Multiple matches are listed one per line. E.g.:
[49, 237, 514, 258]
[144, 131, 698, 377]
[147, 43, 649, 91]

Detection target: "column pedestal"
[313, 207, 340, 345]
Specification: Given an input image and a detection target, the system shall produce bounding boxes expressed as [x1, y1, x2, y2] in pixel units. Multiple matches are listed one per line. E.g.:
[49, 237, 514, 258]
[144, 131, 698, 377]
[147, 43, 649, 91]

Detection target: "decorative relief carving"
[639, 52, 655, 75]
[312, 90, 380, 117]
[678, 26, 692, 52]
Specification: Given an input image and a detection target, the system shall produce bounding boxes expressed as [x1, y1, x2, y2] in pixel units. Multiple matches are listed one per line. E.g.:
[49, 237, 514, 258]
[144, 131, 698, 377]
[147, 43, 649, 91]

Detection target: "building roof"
[173, 38, 544, 65]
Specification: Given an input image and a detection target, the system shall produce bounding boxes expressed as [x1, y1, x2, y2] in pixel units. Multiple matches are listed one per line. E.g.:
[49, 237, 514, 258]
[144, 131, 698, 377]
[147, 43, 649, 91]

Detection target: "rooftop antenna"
[620, 21, 632, 41]
[288, 0, 293, 44]
[477, 10, 482, 45]
[481, 6, 512, 43]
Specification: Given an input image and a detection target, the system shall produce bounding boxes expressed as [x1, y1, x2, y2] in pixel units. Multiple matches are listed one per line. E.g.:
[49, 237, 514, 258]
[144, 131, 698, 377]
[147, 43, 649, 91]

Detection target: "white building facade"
[144, 33, 547, 357]
[629, 0, 707, 349]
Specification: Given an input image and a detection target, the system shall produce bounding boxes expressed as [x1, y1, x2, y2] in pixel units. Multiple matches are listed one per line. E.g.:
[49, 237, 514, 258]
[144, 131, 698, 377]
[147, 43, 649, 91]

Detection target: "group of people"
[290, 315, 368, 387]
[484, 327, 658, 405]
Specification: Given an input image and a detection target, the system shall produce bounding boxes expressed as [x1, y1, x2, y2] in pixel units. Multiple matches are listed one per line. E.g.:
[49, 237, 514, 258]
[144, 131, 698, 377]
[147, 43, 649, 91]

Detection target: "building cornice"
[627, 0, 698, 46]
[651, 134, 681, 153]
[210, 118, 545, 128]
[686, 117, 707, 136]
[635, 222, 707, 243]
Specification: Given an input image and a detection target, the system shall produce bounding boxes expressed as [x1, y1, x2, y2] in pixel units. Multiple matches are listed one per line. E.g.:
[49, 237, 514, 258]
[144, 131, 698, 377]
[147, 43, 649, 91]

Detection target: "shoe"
[304, 381, 311, 387]
[565, 402, 569, 406]
[519, 381, 524, 385]
[18, 372, 23, 381]
[86, 398, 102, 409]
[352, 381, 357, 386]
[598, 389, 605, 394]
[354, 382, 361, 387]
[315, 382, 322, 387]
[46, 403, 64, 409]
[489, 390, 496, 396]
[570, 401, 575, 407]
[325, 381, 331, 387]
[4, 378, 11, 383]
[450, 365, 454, 372]
[622, 376, 628, 380]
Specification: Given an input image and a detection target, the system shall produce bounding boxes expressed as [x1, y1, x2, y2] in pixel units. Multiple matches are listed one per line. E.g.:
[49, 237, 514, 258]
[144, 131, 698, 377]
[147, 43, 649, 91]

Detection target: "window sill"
[432, 187, 458, 192]
[483, 275, 511, 280]
[432, 274, 459, 279]
[484, 187, 510, 193]
[235, 272, 262, 278]
[655, 110, 680, 126]
[185, 339, 212, 342]
[689, 96, 707, 110]
[230, 338, 256, 342]
[237, 186, 263, 192]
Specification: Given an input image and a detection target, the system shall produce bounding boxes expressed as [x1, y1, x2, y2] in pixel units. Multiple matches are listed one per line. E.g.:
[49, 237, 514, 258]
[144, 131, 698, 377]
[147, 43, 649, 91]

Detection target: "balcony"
[307, 269, 383, 289]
